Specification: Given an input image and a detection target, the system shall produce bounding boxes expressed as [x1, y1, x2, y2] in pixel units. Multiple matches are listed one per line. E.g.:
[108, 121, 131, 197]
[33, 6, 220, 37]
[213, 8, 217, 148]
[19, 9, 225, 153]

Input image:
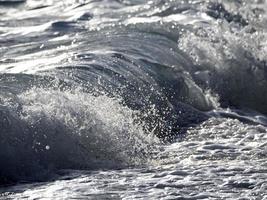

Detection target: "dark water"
[0, 0, 267, 199]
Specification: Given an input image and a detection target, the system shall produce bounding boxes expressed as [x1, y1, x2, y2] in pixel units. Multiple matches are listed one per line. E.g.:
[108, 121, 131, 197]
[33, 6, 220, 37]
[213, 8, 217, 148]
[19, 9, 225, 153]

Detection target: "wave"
[0, 74, 159, 183]
[0, 0, 267, 184]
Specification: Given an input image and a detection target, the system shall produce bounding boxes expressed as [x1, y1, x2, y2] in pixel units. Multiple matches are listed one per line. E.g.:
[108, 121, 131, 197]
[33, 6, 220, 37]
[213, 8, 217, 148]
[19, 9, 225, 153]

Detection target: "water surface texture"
[0, 0, 267, 199]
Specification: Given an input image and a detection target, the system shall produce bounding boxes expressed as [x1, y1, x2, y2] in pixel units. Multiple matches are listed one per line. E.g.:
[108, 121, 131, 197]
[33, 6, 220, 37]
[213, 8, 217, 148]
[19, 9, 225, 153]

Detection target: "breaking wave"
[0, 0, 267, 184]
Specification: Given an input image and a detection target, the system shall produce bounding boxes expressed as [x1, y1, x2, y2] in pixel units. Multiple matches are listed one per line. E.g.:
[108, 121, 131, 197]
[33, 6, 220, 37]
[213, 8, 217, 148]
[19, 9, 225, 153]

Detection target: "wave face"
[0, 0, 267, 185]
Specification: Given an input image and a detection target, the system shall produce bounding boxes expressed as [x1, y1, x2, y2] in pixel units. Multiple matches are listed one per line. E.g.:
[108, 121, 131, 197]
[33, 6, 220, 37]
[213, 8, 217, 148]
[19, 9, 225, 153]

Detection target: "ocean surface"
[0, 0, 267, 199]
